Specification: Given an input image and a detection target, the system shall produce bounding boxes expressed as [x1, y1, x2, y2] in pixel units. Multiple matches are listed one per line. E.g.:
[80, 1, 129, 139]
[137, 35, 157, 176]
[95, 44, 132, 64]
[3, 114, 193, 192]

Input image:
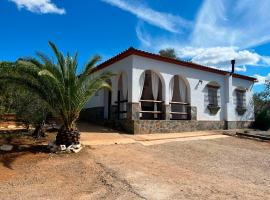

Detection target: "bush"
[253, 110, 270, 131]
[0, 69, 50, 127]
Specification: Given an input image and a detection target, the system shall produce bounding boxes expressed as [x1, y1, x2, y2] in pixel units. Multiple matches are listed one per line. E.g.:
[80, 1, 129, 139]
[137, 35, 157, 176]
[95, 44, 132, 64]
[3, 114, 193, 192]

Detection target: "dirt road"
[1, 136, 270, 200]
[92, 137, 270, 200]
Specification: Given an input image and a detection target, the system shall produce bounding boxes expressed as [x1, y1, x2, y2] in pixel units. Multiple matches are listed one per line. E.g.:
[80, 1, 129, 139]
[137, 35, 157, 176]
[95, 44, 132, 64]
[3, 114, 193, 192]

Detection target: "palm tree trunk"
[55, 126, 80, 146]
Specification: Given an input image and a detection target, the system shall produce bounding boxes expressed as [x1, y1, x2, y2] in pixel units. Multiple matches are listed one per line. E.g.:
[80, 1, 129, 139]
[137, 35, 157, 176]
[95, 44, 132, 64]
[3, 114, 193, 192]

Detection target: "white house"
[81, 47, 257, 134]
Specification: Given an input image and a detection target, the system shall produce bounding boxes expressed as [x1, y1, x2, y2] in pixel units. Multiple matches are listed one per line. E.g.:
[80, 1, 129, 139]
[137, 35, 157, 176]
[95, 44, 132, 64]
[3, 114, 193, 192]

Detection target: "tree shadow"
[0, 144, 49, 170]
[0, 132, 52, 170]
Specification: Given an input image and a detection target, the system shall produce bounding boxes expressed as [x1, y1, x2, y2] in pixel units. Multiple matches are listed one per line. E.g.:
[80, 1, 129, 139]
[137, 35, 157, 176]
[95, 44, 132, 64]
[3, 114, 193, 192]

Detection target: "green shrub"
[253, 110, 270, 131]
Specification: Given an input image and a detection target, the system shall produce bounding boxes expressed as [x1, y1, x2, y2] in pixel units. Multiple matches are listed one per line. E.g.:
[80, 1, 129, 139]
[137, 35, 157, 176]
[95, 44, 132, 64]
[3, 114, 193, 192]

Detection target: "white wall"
[231, 78, 255, 121]
[84, 56, 133, 109]
[132, 55, 254, 121]
[85, 89, 105, 108]
[85, 54, 255, 122]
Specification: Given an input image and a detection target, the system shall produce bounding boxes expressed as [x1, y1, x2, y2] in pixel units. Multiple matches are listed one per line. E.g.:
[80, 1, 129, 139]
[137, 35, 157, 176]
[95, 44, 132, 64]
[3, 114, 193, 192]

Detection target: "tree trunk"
[55, 126, 80, 146]
[32, 121, 46, 138]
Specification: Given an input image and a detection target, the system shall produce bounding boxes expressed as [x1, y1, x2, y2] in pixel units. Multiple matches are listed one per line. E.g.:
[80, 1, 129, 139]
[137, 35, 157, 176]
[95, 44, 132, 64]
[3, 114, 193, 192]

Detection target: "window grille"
[208, 86, 219, 106]
[236, 90, 246, 108]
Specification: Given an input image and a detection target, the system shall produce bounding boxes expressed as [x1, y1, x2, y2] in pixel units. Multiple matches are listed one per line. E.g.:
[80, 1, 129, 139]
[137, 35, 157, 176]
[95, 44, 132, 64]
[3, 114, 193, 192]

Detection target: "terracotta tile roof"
[92, 47, 257, 82]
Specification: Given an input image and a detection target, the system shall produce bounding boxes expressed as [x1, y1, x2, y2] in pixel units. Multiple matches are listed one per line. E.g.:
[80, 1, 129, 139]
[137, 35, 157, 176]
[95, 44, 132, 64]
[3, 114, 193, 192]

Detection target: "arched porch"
[169, 75, 191, 120]
[139, 70, 164, 120]
[115, 72, 128, 119]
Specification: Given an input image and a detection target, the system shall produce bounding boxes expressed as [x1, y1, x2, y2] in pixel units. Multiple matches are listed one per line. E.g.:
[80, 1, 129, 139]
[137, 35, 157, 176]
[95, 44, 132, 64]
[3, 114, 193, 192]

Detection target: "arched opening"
[139, 70, 164, 120]
[116, 72, 128, 119]
[103, 79, 112, 120]
[170, 75, 190, 120]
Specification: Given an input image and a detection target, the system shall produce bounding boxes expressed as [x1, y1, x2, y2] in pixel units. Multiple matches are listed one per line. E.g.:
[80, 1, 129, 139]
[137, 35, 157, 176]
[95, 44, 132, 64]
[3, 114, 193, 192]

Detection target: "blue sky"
[1, 0, 270, 92]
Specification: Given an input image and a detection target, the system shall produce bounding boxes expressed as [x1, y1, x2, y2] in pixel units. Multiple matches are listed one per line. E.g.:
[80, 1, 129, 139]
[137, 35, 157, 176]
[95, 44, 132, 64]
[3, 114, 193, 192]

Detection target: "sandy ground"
[0, 146, 142, 200]
[92, 138, 270, 200]
[1, 131, 270, 199]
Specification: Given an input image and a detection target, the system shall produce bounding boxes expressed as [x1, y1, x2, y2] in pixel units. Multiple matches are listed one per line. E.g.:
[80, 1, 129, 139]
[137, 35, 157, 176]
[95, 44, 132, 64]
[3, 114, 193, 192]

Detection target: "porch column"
[163, 104, 171, 120]
[162, 73, 173, 120]
[127, 102, 140, 120]
[188, 106, 197, 120]
[131, 68, 145, 119]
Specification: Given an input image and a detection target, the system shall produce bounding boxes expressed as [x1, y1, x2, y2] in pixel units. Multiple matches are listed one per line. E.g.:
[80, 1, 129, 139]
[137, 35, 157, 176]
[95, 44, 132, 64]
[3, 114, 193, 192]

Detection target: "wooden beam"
[140, 111, 163, 114]
[169, 101, 189, 105]
[170, 112, 188, 115]
[140, 100, 164, 103]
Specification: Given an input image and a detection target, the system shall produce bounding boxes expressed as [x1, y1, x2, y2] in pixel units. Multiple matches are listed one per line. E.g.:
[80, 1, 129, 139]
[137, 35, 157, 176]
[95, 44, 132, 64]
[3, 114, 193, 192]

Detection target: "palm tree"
[0, 42, 113, 147]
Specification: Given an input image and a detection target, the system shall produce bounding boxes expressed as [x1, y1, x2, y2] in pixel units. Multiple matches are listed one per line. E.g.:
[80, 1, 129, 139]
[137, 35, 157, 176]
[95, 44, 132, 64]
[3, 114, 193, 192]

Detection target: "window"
[208, 86, 219, 106]
[206, 84, 220, 115]
[236, 90, 246, 108]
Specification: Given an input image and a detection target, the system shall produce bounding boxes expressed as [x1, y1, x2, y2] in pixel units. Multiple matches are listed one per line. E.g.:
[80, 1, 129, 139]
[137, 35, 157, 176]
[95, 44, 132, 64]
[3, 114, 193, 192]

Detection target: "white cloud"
[136, 21, 152, 47]
[9, 0, 66, 14]
[191, 0, 270, 49]
[254, 73, 270, 85]
[102, 0, 190, 33]
[133, 0, 270, 73]
[134, 30, 266, 72]
[177, 47, 261, 72]
[261, 56, 270, 65]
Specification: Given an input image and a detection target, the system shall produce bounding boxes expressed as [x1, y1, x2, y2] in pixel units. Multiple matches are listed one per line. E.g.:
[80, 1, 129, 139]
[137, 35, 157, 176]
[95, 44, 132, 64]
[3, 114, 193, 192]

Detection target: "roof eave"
[93, 47, 257, 82]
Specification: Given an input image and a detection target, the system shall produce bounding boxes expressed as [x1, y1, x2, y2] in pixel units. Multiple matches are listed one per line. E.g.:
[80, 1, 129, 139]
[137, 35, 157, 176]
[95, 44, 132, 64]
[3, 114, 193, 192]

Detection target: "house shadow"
[77, 121, 123, 134]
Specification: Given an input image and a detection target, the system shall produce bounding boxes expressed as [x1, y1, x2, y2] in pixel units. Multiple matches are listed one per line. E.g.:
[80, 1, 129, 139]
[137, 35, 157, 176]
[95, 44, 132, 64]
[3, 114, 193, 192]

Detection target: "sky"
[0, 0, 270, 92]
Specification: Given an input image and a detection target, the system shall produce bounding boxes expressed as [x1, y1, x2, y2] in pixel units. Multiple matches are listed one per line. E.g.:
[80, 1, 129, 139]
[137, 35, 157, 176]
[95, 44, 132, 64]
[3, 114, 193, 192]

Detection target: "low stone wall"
[0, 121, 23, 128]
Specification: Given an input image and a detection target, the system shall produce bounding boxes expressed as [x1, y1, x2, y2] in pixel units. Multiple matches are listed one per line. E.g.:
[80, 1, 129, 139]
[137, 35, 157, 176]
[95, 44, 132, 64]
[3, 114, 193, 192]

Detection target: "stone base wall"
[103, 120, 252, 134]
[225, 121, 253, 129]
[133, 120, 226, 134]
[79, 107, 253, 134]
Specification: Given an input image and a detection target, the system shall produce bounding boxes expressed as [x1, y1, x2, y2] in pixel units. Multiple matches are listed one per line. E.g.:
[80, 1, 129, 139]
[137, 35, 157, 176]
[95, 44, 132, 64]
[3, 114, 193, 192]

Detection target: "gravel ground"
[1, 135, 270, 200]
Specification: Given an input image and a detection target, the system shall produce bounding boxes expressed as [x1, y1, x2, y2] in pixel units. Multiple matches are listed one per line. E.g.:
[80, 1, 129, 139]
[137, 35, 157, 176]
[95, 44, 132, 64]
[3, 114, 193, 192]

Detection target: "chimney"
[231, 60, 235, 74]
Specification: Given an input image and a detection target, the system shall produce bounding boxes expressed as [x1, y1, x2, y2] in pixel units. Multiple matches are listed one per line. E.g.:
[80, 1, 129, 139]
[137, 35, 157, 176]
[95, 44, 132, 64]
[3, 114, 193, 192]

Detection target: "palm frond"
[36, 52, 54, 66]
[48, 41, 66, 77]
[83, 55, 101, 75]
[1, 41, 114, 131]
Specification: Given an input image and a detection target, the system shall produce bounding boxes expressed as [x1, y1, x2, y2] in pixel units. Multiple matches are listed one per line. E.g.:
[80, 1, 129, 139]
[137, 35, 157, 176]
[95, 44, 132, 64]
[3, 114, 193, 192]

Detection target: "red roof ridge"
[92, 47, 257, 82]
